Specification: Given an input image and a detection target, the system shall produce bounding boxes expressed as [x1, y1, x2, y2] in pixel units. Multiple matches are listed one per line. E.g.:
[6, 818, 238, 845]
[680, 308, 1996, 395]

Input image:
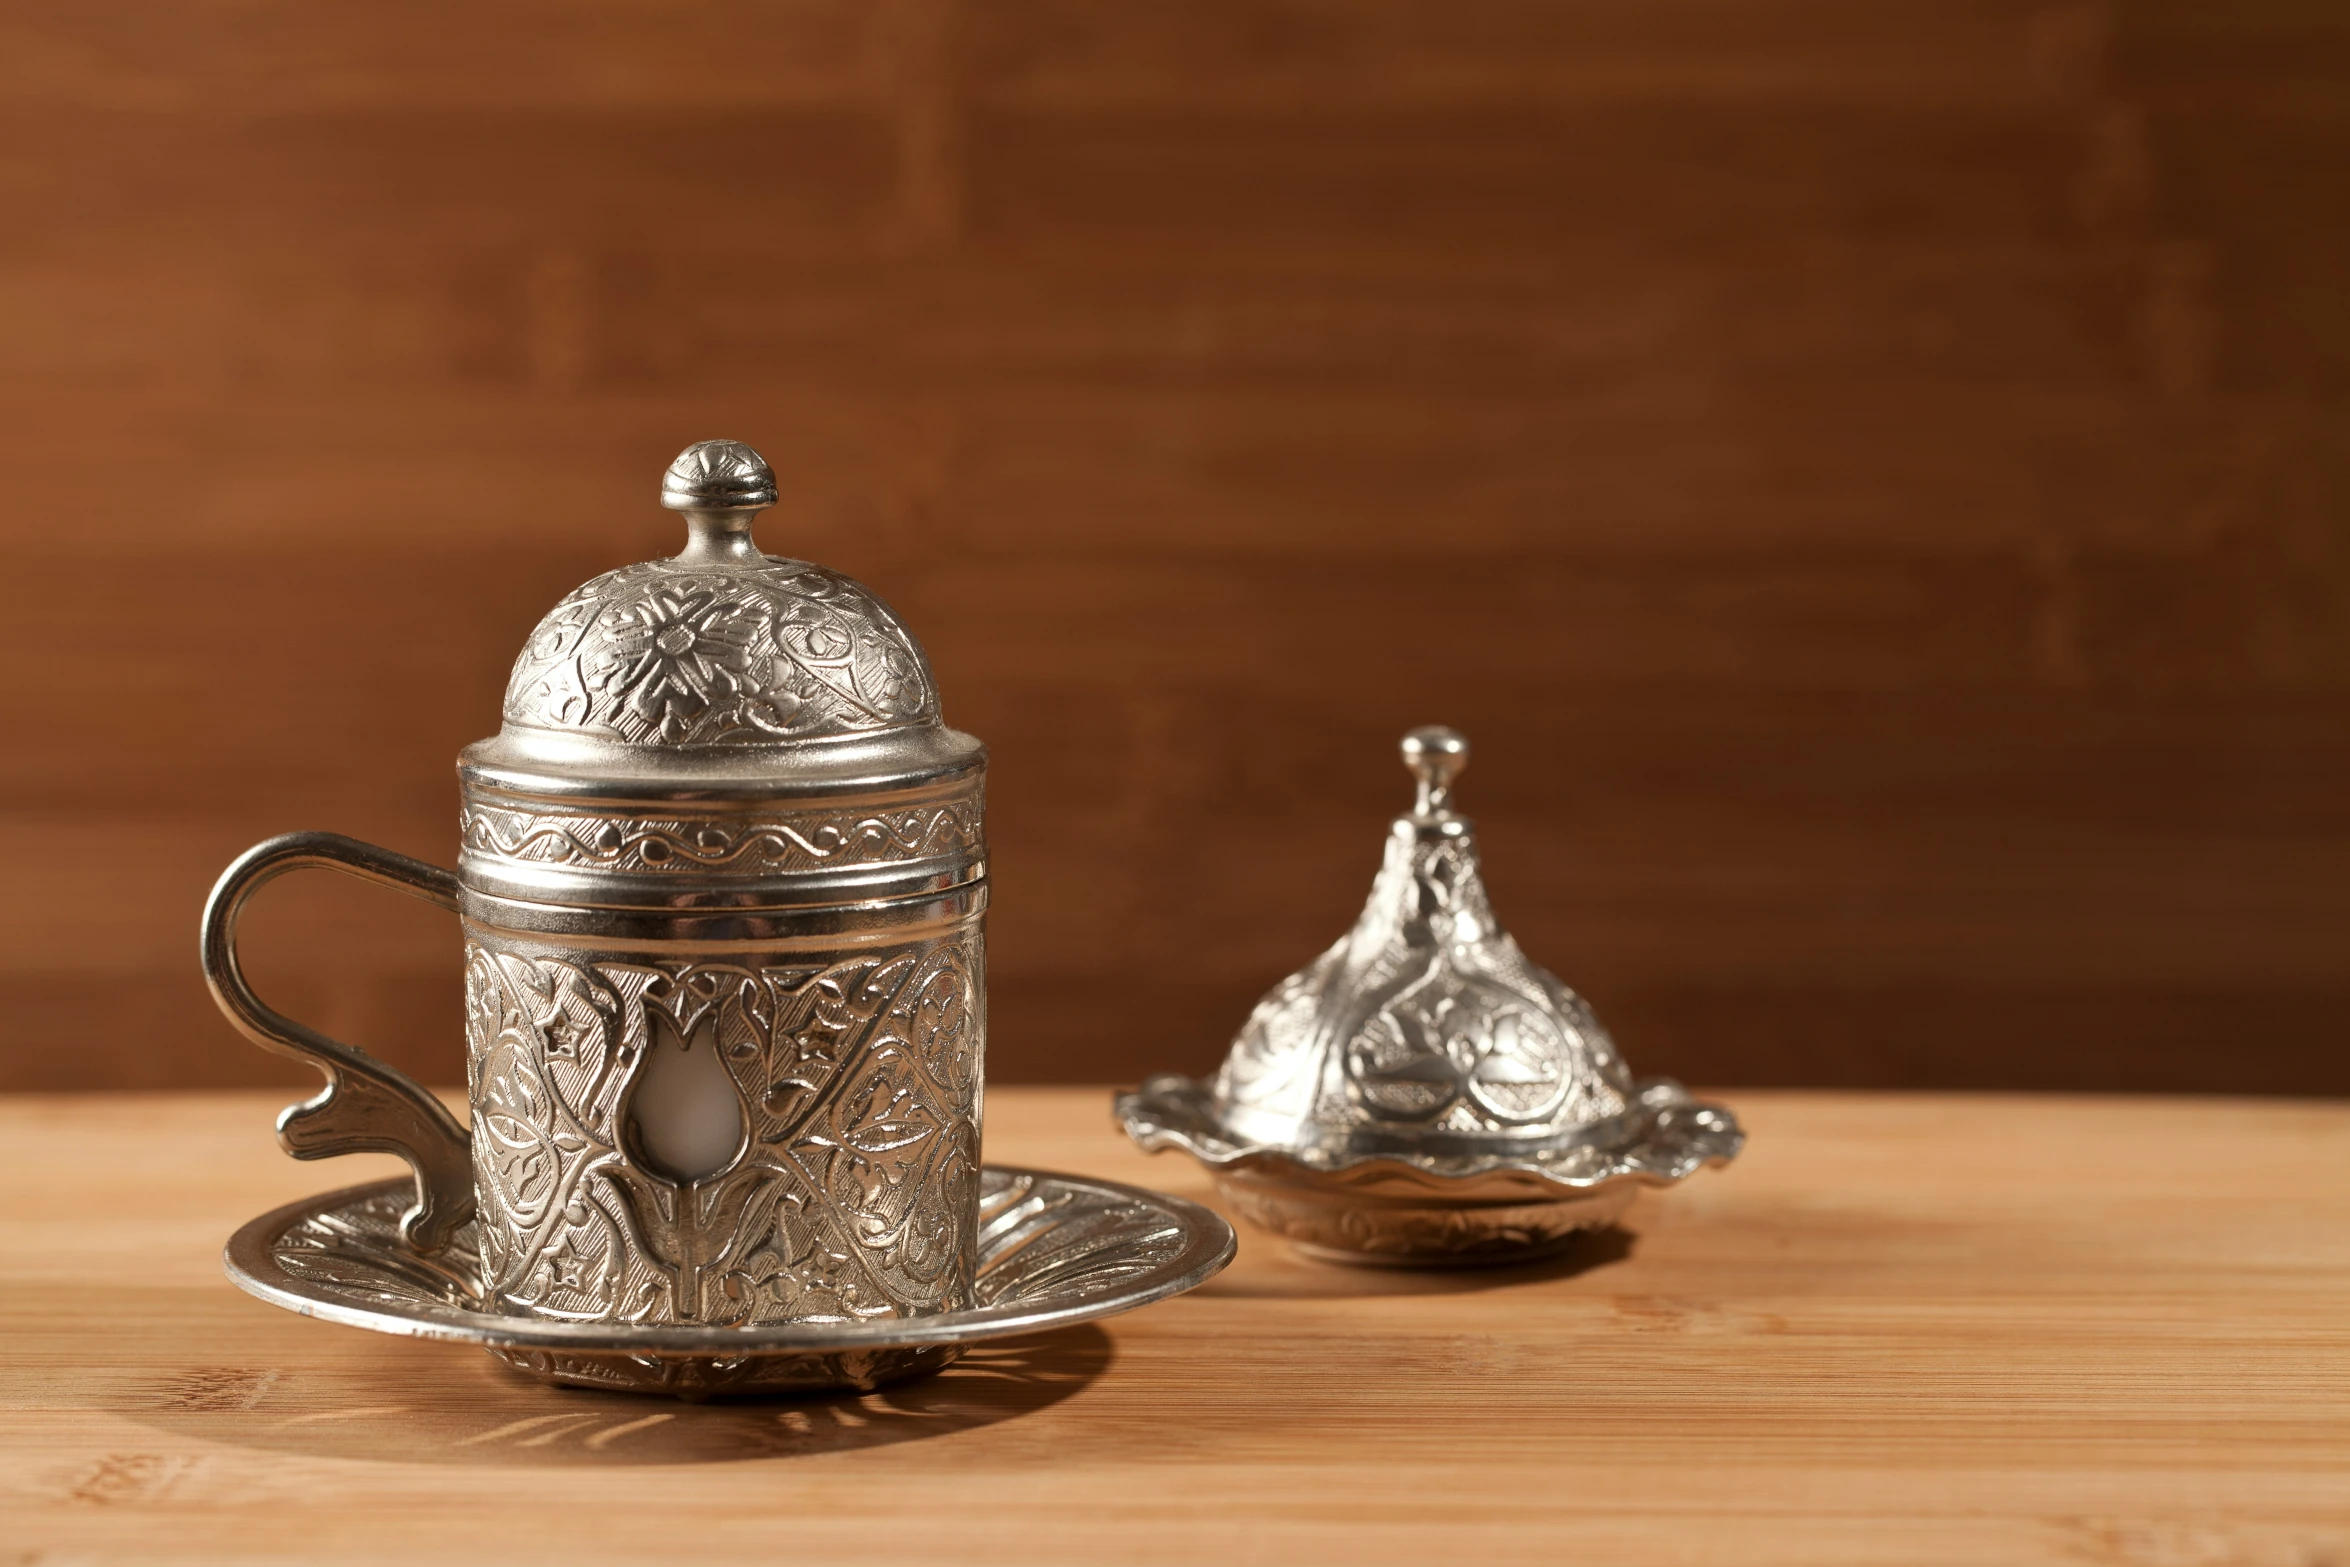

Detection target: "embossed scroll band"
[460, 790, 984, 879]
[464, 931, 984, 1327]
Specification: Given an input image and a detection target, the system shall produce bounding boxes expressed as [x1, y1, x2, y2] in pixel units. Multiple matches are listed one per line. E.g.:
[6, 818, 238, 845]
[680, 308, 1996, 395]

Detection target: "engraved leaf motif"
[907, 968, 969, 1057]
[846, 1119, 933, 1155]
[838, 1070, 940, 1158]
[481, 1106, 558, 1216]
[826, 1059, 947, 1219]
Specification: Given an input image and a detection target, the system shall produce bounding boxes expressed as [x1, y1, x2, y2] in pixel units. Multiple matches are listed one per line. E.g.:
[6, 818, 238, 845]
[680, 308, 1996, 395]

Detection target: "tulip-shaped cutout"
[627, 1014, 747, 1185]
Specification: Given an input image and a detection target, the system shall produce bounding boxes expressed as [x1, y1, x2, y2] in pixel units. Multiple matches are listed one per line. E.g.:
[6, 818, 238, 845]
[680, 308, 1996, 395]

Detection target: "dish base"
[1210, 1170, 1635, 1267]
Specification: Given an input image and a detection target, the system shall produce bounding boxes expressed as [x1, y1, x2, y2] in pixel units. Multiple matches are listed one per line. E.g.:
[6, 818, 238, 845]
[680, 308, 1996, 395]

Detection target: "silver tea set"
[205, 440, 1739, 1397]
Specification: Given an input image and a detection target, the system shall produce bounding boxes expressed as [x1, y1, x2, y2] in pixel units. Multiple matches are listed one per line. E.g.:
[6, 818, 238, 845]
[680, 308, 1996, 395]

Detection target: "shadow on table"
[1203, 1225, 1637, 1299]
[126, 1325, 1112, 1467]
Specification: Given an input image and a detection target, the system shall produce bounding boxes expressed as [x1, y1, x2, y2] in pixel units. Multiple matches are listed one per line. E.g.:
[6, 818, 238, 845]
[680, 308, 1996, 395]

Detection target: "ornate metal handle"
[201, 831, 474, 1253]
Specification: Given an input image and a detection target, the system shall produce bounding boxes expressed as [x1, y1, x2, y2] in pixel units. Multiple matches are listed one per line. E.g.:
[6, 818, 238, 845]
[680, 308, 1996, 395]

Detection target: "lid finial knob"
[1400, 725, 1469, 818]
[662, 440, 776, 562]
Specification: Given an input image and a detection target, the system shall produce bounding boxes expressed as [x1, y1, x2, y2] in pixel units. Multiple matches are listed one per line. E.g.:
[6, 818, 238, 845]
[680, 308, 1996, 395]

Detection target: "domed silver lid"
[483, 440, 963, 773]
[455, 441, 984, 914]
[1214, 726, 1634, 1158]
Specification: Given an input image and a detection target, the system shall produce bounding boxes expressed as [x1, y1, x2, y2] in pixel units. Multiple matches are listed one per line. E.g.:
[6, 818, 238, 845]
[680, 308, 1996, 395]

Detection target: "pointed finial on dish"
[1400, 725, 1469, 818]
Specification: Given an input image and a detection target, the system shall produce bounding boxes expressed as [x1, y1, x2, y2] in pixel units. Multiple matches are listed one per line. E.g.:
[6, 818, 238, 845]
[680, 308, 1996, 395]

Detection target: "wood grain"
[0, 1086, 2344, 1563]
[1, 2, 2346, 1091]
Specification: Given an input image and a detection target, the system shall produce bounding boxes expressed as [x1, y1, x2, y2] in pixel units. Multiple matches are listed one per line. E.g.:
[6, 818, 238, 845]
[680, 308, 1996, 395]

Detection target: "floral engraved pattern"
[462, 933, 982, 1327]
[503, 558, 939, 746]
[459, 790, 983, 876]
[589, 585, 765, 742]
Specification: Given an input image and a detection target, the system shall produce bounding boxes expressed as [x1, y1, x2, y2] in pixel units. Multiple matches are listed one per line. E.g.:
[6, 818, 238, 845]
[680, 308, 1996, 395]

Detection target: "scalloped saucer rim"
[1116, 1074, 1745, 1201]
[226, 1165, 1236, 1358]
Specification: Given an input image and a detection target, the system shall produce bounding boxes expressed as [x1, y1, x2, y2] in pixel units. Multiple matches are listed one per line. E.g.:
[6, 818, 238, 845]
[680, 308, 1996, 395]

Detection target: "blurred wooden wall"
[3, 2, 2345, 1095]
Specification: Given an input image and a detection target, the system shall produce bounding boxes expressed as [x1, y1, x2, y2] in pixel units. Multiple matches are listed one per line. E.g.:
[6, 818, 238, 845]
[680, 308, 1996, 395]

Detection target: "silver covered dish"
[1118, 726, 1742, 1264]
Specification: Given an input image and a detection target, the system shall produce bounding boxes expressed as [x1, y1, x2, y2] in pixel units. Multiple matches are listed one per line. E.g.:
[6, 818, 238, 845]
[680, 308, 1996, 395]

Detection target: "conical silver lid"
[1213, 727, 1635, 1159]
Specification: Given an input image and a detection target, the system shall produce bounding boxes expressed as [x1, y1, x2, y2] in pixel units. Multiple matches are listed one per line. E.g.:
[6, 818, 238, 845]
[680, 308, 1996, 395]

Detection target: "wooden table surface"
[3, 1087, 2345, 1564]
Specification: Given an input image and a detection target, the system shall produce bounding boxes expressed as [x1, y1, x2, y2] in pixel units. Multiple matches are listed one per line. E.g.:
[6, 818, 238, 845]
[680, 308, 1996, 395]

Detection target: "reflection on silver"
[1117, 726, 1743, 1265]
[226, 1167, 1235, 1398]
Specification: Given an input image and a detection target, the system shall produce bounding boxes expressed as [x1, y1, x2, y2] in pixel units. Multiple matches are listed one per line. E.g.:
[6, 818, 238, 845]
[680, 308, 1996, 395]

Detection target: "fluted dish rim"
[1117, 1073, 1742, 1202]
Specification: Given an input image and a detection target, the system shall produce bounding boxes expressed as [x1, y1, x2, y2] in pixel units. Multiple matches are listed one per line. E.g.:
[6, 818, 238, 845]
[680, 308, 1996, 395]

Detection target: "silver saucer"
[1118, 1074, 1741, 1266]
[227, 1166, 1236, 1397]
